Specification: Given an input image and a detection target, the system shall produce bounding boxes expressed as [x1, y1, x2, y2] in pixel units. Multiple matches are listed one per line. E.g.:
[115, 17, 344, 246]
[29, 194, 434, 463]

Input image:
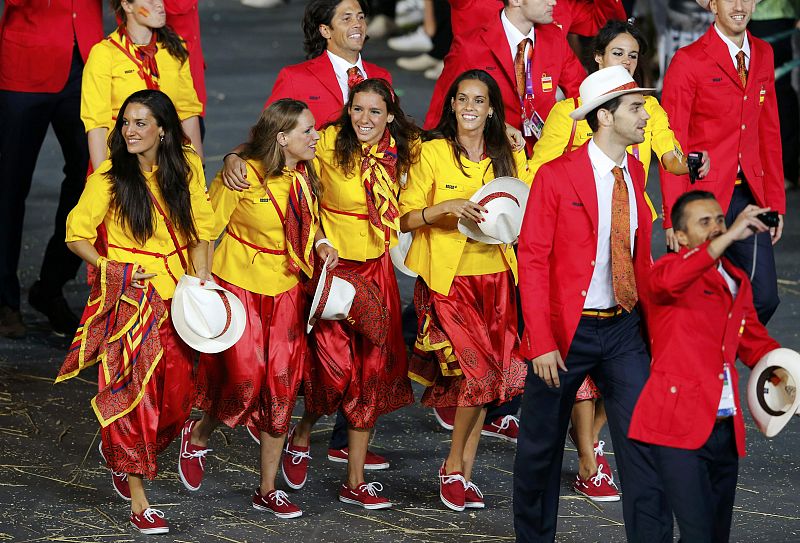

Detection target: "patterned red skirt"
[99, 300, 194, 480]
[409, 272, 526, 408]
[303, 253, 413, 429]
[195, 279, 307, 435]
[576, 375, 601, 401]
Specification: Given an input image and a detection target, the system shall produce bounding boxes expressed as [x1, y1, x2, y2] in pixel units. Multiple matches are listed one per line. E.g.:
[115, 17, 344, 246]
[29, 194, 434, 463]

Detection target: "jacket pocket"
[641, 371, 700, 438]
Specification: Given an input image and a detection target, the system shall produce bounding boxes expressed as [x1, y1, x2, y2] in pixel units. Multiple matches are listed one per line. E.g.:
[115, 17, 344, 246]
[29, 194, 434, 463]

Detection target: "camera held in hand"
[756, 210, 780, 228]
[687, 152, 703, 184]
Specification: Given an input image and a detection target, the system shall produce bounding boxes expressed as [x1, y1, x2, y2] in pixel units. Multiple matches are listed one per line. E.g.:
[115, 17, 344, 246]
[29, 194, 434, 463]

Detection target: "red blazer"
[448, 0, 627, 38]
[660, 26, 785, 228]
[423, 10, 586, 132]
[0, 0, 103, 93]
[264, 54, 392, 129]
[166, 0, 206, 112]
[629, 246, 779, 455]
[517, 143, 653, 361]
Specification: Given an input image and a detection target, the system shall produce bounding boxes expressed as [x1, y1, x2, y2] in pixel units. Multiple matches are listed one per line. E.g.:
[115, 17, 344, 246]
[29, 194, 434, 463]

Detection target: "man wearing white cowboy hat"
[629, 189, 784, 542]
[661, 0, 784, 326]
[515, 65, 674, 542]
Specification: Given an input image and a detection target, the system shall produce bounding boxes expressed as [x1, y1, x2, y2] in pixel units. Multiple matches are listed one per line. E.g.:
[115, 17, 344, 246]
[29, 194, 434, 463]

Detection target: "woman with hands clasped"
[399, 69, 532, 512]
[60, 89, 214, 535]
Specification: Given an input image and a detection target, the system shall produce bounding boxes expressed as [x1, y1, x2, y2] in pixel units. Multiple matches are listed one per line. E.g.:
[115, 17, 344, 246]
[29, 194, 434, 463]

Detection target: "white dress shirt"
[500, 9, 535, 68]
[714, 24, 751, 72]
[584, 139, 638, 309]
[326, 50, 366, 102]
[718, 263, 739, 299]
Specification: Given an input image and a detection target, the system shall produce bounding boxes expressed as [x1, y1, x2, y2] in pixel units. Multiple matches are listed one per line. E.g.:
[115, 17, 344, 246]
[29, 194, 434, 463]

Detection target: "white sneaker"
[424, 61, 444, 80]
[397, 53, 439, 71]
[395, 0, 424, 28]
[367, 15, 396, 39]
[241, 0, 283, 8]
[387, 27, 432, 53]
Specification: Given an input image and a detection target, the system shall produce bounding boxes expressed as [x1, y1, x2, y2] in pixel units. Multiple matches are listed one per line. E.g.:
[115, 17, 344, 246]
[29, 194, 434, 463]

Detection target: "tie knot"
[347, 66, 360, 77]
[612, 166, 624, 181]
[736, 50, 745, 63]
[517, 38, 531, 55]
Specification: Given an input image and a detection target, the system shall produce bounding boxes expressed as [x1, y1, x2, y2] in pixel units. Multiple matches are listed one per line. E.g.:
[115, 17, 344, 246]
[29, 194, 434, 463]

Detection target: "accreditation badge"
[523, 110, 545, 139]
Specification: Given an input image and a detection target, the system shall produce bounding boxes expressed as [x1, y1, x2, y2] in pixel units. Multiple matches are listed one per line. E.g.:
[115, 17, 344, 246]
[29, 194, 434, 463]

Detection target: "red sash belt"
[107, 243, 187, 284]
[321, 205, 390, 247]
[225, 228, 288, 264]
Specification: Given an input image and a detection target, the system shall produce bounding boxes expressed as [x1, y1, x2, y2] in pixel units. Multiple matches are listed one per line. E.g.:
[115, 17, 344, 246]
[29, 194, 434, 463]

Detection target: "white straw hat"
[307, 259, 356, 332]
[458, 177, 530, 245]
[747, 348, 800, 438]
[389, 231, 417, 277]
[171, 275, 246, 354]
[570, 65, 654, 121]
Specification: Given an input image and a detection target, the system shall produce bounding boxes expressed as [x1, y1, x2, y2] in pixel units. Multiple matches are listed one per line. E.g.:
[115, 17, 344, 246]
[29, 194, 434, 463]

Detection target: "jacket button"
[719, 373, 724, 380]
[581, 290, 587, 297]
[728, 312, 732, 318]
[722, 345, 726, 352]
[744, 95, 748, 101]
[741, 124, 746, 130]
[360, 231, 366, 237]
[590, 260, 596, 267]
[670, 386, 677, 393]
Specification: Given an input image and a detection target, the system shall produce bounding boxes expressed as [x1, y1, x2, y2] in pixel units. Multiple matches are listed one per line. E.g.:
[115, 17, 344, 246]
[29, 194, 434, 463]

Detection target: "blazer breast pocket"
[641, 371, 701, 438]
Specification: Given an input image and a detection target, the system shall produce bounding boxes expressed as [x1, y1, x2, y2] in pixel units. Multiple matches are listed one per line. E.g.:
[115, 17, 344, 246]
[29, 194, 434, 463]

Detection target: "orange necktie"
[736, 50, 748, 88]
[514, 38, 533, 99]
[347, 66, 365, 89]
[610, 166, 637, 311]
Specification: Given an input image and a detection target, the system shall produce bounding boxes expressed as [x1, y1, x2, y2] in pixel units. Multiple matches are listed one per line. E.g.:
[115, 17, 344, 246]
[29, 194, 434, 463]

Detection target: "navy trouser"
[724, 183, 779, 324]
[0, 43, 86, 308]
[513, 310, 672, 543]
[651, 419, 738, 543]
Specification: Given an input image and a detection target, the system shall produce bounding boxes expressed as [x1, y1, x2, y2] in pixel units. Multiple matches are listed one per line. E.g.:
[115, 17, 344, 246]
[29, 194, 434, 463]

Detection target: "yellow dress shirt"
[315, 125, 400, 262]
[209, 162, 301, 296]
[399, 138, 533, 295]
[529, 95, 681, 220]
[81, 31, 203, 133]
[66, 150, 215, 300]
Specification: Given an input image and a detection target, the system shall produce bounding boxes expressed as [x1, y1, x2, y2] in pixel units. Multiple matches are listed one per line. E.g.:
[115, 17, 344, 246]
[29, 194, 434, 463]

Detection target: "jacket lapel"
[704, 25, 745, 89]
[481, 14, 516, 89]
[566, 144, 599, 231]
[305, 54, 343, 103]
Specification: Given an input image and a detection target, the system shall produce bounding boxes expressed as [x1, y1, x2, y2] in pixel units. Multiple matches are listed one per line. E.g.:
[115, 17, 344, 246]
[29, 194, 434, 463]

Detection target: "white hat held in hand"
[570, 65, 654, 121]
[307, 257, 356, 332]
[171, 275, 246, 354]
[390, 230, 417, 277]
[458, 176, 530, 245]
[747, 348, 800, 438]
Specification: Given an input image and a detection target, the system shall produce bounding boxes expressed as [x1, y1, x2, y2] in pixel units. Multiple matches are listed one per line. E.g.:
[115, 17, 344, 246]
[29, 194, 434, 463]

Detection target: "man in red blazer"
[514, 66, 672, 542]
[660, 0, 784, 324]
[0, 0, 103, 338]
[629, 190, 780, 542]
[423, 0, 587, 147]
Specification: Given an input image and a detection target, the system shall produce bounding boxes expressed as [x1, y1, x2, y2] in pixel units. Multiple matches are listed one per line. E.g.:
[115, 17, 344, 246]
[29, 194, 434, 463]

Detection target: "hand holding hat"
[458, 177, 530, 245]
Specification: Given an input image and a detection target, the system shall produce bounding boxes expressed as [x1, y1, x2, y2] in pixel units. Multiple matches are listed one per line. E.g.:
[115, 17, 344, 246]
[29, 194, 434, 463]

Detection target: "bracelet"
[223, 152, 241, 162]
[422, 207, 431, 225]
[315, 237, 334, 250]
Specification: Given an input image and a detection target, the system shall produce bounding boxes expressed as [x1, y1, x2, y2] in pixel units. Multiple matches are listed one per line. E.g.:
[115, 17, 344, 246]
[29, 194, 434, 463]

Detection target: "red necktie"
[736, 51, 748, 88]
[610, 166, 637, 311]
[347, 66, 365, 89]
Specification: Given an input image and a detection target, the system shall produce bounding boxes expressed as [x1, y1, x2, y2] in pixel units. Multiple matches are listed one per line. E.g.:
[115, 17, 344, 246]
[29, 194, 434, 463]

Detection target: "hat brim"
[458, 177, 530, 244]
[570, 87, 655, 121]
[389, 231, 418, 277]
[307, 260, 329, 333]
[171, 276, 247, 354]
[748, 348, 800, 437]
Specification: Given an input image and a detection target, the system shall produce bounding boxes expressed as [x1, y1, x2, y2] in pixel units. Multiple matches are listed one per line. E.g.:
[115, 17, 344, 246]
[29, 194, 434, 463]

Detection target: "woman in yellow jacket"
[399, 69, 533, 512]
[529, 19, 710, 503]
[288, 78, 417, 510]
[180, 99, 330, 519]
[82, 0, 203, 170]
[62, 89, 214, 534]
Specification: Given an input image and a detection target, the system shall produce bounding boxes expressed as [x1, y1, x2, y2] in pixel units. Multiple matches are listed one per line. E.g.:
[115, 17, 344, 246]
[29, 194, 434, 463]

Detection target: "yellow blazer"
[66, 150, 215, 299]
[400, 138, 533, 295]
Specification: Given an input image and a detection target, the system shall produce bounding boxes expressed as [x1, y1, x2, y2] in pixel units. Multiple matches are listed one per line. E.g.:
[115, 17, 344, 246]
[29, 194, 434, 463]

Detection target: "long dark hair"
[302, 0, 368, 59]
[111, 0, 189, 64]
[240, 99, 323, 198]
[328, 78, 420, 178]
[592, 19, 648, 85]
[429, 69, 517, 179]
[107, 90, 197, 246]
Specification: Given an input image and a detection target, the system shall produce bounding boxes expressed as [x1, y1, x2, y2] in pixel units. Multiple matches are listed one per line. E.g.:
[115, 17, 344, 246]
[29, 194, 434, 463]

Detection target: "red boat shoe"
[438, 461, 466, 511]
[481, 415, 519, 443]
[464, 481, 485, 509]
[573, 464, 620, 502]
[178, 419, 211, 491]
[282, 426, 311, 490]
[252, 489, 303, 518]
[130, 508, 169, 535]
[327, 447, 390, 470]
[338, 482, 392, 509]
[433, 407, 456, 430]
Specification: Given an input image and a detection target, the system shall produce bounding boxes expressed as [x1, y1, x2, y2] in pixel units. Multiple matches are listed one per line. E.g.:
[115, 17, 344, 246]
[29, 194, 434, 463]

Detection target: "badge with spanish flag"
[541, 74, 553, 93]
[759, 86, 766, 104]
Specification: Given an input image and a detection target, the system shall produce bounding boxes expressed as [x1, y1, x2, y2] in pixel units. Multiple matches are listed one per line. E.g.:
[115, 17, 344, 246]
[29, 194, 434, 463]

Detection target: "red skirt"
[195, 279, 307, 435]
[409, 272, 526, 408]
[99, 300, 195, 479]
[303, 254, 413, 429]
[576, 375, 601, 401]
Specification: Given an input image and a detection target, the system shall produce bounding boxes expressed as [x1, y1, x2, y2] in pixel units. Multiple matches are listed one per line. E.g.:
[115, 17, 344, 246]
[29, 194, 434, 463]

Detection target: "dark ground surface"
[1, 1, 799, 542]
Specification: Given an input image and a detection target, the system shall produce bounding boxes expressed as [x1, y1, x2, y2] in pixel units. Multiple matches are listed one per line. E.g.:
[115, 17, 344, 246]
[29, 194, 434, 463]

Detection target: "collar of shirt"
[327, 50, 366, 101]
[501, 9, 536, 65]
[587, 139, 629, 178]
[713, 23, 751, 70]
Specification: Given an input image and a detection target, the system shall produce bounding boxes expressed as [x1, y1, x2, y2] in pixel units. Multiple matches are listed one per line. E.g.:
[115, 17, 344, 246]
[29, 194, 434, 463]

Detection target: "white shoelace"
[589, 464, 618, 490]
[439, 472, 467, 488]
[593, 440, 607, 458]
[141, 508, 165, 523]
[270, 490, 291, 506]
[181, 441, 212, 469]
[286, 447, 311, 465]
[111, 470, 128, 481]
[358, 482, 384, 497]
[465, 481, 483, 498]
[492, 415, 519, 430]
